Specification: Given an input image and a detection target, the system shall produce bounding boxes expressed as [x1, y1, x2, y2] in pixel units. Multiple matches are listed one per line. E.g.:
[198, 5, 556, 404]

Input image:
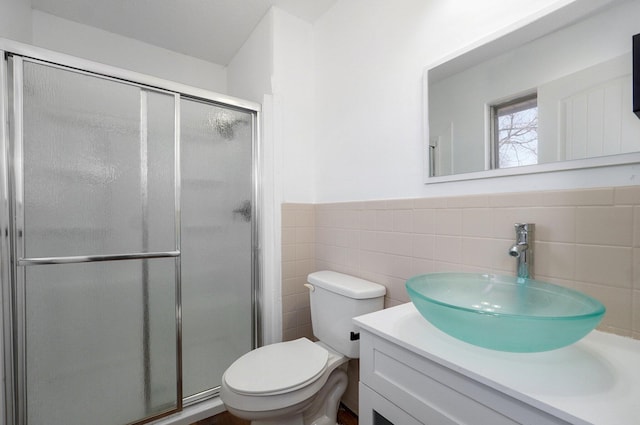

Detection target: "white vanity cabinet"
[358, 329, 568, 425]
[354, 303, 640, 425]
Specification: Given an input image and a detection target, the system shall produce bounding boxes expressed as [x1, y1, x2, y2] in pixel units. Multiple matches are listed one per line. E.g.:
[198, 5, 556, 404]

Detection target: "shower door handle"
[233, 200, 252, 222]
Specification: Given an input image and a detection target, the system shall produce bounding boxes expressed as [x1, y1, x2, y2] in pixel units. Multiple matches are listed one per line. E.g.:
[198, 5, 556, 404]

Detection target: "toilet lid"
[224, 338, 328, 395]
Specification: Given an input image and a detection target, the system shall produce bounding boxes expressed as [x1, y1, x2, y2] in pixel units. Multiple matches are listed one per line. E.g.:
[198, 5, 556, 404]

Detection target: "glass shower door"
[180, 99, 254, 400]
[4, 48, 259, 425]
[14, 58, 180, 425]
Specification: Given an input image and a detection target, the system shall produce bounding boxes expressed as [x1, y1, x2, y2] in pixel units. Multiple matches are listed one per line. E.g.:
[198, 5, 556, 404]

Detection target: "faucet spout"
[508, 242, 528, 258]
[508, 223, 534, 278]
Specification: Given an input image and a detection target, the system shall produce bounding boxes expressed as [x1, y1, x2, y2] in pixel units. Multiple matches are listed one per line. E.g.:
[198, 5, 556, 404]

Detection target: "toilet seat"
[223, 338, 329, 396]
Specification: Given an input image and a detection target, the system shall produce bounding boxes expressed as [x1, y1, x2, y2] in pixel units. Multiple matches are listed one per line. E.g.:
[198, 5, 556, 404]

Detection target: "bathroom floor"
[191, 404, 358, 425]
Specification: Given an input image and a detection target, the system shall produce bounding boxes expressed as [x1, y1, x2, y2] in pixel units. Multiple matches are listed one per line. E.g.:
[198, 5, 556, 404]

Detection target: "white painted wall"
[31, 11, 227, 93]
[272, 10, 316, 203]
[230, 7, 315, 203]
[312, 0, 640, 203]
[227, 9, 274, 103]
[0, 0, 32, 43]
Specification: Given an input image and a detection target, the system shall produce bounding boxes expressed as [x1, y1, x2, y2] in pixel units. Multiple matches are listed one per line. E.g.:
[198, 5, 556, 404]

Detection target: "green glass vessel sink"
[405, 273, 605, 352]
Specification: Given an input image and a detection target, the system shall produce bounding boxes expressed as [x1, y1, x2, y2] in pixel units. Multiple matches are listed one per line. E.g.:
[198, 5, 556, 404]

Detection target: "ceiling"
[30, 0, 337, 65]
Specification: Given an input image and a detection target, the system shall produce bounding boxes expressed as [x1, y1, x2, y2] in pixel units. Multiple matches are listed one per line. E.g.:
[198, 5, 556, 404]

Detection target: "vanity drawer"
[360, 332, 571, 425]
[359, 382, 423, 425]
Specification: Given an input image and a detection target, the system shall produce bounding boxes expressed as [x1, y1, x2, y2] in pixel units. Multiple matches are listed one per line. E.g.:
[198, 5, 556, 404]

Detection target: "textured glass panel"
[25, 259, 177, 425]
[145, 90, 176, 251]
[180, 99, 253, 397]
[21, 62, 175, 258]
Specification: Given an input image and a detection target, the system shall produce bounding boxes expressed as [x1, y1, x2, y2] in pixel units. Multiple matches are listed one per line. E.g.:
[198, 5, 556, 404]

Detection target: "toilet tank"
[307, 271, 386, 358]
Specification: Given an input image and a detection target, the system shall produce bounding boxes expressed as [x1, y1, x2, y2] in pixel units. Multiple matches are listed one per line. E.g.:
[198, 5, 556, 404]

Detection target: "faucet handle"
[515, 223, 534, 232]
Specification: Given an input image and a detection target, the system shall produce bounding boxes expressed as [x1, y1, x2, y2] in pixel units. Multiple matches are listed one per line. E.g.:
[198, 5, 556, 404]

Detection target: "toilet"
[220, 270, 386, 425]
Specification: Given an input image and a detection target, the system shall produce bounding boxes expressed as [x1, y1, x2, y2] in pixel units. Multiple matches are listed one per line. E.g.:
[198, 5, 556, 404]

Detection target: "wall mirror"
[424, 0, 640, 183]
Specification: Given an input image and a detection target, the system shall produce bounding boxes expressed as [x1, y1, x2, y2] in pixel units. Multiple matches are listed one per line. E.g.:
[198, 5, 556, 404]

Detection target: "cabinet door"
[360, 383, 424, 425]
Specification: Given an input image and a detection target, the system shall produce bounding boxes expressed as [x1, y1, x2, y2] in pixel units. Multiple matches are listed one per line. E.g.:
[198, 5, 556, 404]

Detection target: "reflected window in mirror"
[491, 93, 538, 169]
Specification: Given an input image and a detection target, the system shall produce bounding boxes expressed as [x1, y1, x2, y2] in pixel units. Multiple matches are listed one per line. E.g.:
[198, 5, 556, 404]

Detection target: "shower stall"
[0, 42, 260, 425]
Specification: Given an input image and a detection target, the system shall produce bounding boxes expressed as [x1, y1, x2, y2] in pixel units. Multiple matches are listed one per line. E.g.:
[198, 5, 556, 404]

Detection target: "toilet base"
[302, 367, 348, 425]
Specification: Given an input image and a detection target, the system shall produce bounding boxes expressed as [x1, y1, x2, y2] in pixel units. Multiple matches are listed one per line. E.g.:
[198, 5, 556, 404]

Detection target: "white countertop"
[353, 303, 640, 425]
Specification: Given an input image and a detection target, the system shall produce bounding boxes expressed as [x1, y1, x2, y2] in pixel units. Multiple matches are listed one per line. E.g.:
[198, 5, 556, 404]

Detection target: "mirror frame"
[423, 0, 640, 184]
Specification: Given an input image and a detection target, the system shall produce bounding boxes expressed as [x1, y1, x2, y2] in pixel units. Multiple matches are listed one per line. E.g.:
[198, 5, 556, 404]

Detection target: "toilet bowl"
[220, 271, 386, 425]
[221, 339, 348, 425]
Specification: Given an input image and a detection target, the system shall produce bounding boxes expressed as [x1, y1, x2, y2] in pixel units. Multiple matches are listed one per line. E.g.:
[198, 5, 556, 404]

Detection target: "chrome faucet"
[508, 223, 534, 279]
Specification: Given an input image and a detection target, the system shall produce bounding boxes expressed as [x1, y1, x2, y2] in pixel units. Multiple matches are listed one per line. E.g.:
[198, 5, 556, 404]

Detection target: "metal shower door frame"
[0, 39, 262, 425]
